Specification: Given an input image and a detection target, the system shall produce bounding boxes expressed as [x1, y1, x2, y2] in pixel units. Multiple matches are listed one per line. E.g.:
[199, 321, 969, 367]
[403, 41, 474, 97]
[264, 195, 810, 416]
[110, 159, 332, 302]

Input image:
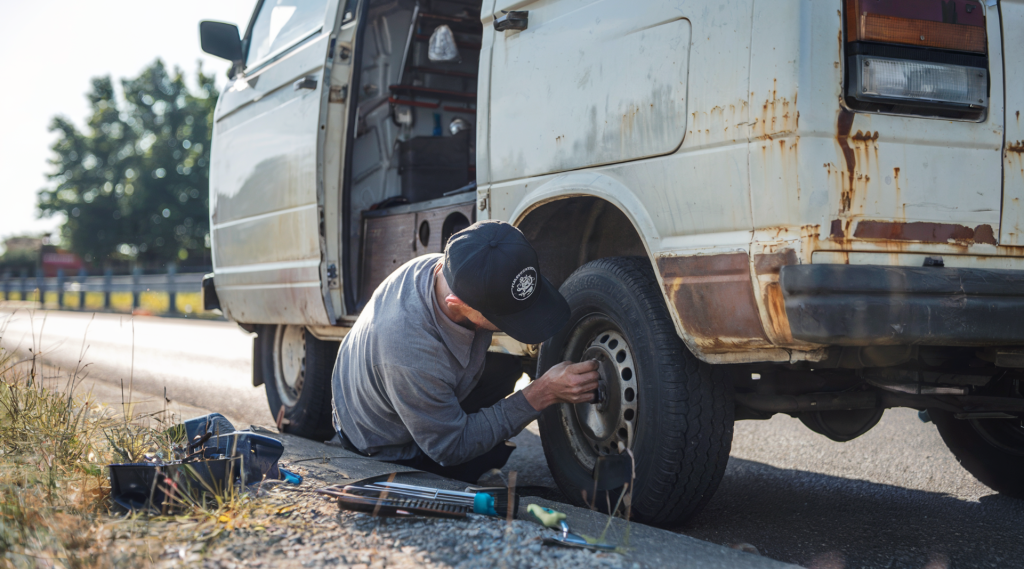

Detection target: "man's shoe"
[476, 468, 508, 488]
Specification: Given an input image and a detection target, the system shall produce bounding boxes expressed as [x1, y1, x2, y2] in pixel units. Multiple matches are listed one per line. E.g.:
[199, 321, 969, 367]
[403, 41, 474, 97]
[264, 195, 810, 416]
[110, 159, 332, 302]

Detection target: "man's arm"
[377, 363, 539, 466]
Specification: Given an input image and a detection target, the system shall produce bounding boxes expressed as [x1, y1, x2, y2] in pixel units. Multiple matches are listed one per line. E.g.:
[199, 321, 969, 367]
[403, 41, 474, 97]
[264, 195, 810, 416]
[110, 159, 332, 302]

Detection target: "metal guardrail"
[0, 269, 205, 314]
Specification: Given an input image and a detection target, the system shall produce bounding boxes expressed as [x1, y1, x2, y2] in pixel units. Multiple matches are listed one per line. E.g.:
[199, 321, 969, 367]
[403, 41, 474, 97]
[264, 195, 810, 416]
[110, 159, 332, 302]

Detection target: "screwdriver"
[527, 504, 618, 551]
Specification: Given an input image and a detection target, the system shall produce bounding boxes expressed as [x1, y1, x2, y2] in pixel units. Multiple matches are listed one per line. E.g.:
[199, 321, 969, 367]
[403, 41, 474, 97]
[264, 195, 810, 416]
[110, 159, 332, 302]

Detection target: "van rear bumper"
[780, 264, 1024, 346]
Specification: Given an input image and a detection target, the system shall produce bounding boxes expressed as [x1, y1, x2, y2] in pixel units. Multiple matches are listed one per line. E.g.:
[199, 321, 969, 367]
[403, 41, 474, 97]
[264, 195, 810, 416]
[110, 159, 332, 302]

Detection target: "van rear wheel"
[259, 324, 339, 441]
[930, 408, 1024, 498]
[537, 257, 735, 526]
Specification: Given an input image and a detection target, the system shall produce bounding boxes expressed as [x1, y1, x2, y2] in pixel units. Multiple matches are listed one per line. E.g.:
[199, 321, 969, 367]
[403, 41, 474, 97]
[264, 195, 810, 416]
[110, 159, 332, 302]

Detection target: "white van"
[200, 0, 1024, 525]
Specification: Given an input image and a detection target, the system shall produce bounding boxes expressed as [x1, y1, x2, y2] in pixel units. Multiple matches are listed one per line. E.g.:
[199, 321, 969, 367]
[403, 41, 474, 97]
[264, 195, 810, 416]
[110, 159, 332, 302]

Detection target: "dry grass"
[0, 318, 272, 568]
[0, 342, 118, 567]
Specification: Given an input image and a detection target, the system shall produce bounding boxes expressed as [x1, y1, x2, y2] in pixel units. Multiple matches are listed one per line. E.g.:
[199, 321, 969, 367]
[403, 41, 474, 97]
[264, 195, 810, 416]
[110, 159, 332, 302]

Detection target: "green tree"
[37, 60, 218, 267]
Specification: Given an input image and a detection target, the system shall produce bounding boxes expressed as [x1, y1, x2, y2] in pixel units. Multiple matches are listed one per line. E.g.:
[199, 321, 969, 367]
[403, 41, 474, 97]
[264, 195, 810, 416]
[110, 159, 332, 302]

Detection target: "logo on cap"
[511, 267, 538, 301]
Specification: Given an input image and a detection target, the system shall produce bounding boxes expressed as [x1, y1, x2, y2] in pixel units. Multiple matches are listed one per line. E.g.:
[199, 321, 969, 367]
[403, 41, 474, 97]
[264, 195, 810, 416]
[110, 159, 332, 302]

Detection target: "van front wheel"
[259, 324, 339, 441]
[537, 257, 735, 526]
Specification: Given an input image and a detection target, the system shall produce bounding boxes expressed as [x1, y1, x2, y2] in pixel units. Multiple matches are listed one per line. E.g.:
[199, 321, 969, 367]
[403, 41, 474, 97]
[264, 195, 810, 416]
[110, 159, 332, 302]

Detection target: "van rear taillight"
[845, 0, 986, 53]
[843, 0, 989, 118]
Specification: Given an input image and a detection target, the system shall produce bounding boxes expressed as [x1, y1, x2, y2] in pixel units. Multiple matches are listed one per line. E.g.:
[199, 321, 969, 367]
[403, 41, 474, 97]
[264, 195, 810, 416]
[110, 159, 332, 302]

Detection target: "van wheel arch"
[515, 196, 649, 289]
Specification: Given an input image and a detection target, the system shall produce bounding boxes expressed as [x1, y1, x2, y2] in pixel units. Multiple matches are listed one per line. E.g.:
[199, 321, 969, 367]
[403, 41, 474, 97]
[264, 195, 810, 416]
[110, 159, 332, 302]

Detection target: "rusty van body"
[201, 0, 1024, 525]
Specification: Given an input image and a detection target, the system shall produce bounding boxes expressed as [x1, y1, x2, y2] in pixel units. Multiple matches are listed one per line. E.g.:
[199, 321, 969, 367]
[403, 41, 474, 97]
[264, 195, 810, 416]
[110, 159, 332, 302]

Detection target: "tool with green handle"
[526, 504, 618, 552]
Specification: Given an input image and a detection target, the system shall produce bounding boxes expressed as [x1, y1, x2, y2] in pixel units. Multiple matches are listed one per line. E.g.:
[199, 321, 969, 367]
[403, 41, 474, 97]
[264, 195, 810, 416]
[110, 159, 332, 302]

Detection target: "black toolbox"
[399, 131, 470, 203]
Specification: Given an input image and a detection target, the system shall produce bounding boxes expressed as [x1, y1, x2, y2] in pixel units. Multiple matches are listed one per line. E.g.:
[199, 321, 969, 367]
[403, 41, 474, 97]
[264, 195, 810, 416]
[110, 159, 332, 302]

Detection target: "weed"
[578, 447, 636, 552]
[0, 342, 114, 567]
[0, 312, 271, 567]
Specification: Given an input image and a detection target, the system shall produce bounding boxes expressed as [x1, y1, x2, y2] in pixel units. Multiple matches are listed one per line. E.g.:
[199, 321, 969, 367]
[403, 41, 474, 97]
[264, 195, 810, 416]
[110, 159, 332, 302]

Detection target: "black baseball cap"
[443, 220, 570, 344]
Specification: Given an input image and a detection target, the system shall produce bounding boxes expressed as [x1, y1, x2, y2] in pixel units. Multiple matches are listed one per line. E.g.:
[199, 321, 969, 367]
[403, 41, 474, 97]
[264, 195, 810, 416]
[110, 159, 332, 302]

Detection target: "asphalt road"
[686, 411, 1023, 569]
[1, 308, 1021, 568]
[0, 307, 269, 425]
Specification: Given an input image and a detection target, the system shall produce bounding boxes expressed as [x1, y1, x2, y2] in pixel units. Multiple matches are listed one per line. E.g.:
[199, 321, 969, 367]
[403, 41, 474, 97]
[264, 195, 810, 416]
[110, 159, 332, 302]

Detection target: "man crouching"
[330, 220, 599, 483]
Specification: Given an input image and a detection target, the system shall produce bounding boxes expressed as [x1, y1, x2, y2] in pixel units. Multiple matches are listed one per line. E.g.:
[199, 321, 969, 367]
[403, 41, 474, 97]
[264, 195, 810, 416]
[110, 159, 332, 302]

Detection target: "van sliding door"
[487, 0, 691, 183]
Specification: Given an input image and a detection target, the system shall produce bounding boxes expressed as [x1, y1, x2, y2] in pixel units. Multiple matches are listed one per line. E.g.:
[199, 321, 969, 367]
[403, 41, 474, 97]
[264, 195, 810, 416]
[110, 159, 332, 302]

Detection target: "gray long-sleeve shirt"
[331, 254, 540, 465]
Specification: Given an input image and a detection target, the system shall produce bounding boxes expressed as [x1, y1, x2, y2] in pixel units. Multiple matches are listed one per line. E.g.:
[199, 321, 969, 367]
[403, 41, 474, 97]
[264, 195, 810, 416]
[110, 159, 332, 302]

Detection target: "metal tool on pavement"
[316, 479, 517, 519]
[527, 504, 618, 552]
[319, 486, 470, 519]
[357, 481, 518, 517]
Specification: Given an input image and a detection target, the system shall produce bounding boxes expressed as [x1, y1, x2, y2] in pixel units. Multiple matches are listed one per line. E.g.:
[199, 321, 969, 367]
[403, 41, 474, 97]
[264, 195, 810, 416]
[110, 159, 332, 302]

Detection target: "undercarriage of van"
[726, 262, 1024, 499]
[732, 342, 1024, 500]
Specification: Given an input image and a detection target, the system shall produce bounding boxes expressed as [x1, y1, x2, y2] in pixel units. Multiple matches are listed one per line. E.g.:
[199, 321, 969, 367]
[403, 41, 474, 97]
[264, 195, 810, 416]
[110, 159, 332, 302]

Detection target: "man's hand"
[523, 360, 601, 411]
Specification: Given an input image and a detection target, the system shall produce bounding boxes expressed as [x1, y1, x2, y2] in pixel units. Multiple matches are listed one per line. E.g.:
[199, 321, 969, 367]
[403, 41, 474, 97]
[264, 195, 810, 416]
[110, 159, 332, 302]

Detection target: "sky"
[0, 0, 258, 252]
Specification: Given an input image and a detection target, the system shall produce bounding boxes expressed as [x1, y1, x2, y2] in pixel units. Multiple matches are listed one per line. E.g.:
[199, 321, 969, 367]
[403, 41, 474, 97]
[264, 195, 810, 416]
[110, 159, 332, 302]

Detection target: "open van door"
[209, 0, 348, 325]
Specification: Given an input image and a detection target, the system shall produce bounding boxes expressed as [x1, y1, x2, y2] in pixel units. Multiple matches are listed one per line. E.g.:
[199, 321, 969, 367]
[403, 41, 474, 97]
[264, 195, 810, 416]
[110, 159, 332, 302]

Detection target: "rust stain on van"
[892, 167, 905, 221]
[851, 130, 879, 142]
[657, 253, 772, 352]
[974, 225, 997, 245]
[753, 249, 798, 344]
[764, 136, 802, 202]
[688, 100, 750, 145]
[762, 282, 792, 343]
[853, 221, 998, 245]
[621, 105, 641, 136]
[834, 110, 882, 217]
[830, 219, 845, 239]
[753, 81, 798, 140]
[1008, 140, 1024, 154]
[836, 110, 856, 212]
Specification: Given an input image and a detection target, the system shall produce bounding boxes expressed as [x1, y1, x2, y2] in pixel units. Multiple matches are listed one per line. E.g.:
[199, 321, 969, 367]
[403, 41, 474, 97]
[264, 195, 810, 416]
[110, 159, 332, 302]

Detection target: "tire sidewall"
[262, 325, 338, 440]
[931, 408, 1024, 498]
[538, 263, 677, 514]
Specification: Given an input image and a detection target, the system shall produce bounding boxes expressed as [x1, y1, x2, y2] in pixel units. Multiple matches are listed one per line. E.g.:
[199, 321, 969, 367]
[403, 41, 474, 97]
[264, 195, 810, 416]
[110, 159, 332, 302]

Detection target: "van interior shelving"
[346, 0, 484, 309]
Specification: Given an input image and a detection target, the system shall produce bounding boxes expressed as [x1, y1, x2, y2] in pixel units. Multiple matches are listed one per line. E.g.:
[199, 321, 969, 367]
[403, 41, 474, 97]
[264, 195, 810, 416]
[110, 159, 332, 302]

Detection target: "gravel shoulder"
[90, 426, 793, 568]
[258, 431, 793, 569]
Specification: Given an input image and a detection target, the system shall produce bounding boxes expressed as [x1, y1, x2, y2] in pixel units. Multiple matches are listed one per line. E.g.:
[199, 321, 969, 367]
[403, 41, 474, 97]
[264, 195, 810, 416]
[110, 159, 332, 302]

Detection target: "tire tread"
[539, 256, 734, 526]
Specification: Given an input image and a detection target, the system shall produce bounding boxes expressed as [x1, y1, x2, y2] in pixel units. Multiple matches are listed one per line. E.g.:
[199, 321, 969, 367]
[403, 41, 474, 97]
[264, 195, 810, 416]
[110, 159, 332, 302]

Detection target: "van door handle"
[494, 10, 528, 32]
[294, 76, 317, 90]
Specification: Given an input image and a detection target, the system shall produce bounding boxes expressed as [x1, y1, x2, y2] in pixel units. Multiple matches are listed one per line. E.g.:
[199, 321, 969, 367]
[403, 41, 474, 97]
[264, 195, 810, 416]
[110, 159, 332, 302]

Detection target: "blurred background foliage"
[36, 60, 218, 267]
[0, 248, 38, 273]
